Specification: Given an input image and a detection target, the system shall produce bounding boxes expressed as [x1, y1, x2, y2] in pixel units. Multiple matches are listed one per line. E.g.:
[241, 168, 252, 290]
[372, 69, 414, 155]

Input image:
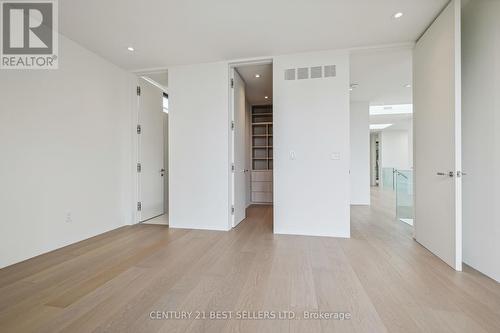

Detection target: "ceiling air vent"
[324, 65, 336, 78]
[297, 67, 309, 80]
[284, 69, 296, 80]
[310, 66, 322, 79]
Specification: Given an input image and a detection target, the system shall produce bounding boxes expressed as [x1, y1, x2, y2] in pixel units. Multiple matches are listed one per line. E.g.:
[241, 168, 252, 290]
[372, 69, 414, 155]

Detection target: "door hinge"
[137, 86, 141, 96]
[231, 206, 235, 215]
[137, 124, 141, 134]
[231, 121, 235, 130]
[230, 78, 234, 88]
[137, 202, 142, 211]
[137, 163, 141, 173]
[231, 163, 235, 172]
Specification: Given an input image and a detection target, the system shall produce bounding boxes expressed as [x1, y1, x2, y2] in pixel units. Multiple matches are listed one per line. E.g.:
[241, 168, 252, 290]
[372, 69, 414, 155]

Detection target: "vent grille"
[297, 67, 309, 80]
[310, 66, 322, 79]
[284, 65, 337, 81]
[284, 69, 296, 80]
[324, 65, 336, 78]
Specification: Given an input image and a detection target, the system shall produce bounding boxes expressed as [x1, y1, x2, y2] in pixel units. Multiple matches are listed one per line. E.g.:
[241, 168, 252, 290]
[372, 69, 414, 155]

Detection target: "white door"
[163, 111, 169, 215]
[232, 69, 247, 226]
[138, 78, 165, 221]
[413, 0, 462, 270]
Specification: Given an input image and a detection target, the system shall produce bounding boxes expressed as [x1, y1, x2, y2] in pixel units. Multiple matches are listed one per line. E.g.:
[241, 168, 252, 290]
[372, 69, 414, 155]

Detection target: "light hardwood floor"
[0, 188, 499, 333]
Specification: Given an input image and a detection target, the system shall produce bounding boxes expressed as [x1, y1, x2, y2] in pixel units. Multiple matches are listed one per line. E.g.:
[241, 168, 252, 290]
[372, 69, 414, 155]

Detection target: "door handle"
[437, 171, 454, 177]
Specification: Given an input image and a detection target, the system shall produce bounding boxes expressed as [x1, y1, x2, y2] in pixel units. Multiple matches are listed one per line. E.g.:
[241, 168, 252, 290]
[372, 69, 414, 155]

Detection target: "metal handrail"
[395, 170, 409, 180]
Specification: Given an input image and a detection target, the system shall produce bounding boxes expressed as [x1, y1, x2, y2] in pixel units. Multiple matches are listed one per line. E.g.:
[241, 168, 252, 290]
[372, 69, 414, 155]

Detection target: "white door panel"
[139, 79, 164, 221]
[413, 0, 462, 270]
[232, 69, 247, 226]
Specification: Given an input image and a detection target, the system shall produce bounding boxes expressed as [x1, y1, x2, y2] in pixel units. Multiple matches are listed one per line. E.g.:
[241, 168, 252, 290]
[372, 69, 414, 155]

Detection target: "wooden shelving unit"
[251, 105, 273, 203]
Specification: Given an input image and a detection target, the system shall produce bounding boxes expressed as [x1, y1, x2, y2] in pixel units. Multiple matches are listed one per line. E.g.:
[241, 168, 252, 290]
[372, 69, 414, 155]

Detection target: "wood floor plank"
[46, 229, 178, 308]
[0, 225, 170, 320]
[35, 267, 147, 333]
[62, 231, 221, 333]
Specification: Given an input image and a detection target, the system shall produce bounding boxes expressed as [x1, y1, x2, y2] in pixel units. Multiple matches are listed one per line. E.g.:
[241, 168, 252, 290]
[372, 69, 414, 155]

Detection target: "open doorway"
[370, 104, 414, 226]
[350, 46, 414, 226]
[136, 71, 169, 225]
[230, 61, 273, 228]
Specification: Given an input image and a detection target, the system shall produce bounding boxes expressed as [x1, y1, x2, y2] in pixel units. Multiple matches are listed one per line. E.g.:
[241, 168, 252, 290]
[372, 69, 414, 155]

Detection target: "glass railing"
[381, 167, 395, 190]
[395, 169, 414, 225]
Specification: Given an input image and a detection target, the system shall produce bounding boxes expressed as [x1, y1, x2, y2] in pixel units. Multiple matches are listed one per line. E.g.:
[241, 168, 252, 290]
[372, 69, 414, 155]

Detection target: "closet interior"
[251, 105, 273, 203]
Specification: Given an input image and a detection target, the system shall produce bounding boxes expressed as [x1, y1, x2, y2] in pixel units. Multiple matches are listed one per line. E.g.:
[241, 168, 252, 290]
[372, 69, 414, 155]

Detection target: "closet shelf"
[251, 105, 273, 202]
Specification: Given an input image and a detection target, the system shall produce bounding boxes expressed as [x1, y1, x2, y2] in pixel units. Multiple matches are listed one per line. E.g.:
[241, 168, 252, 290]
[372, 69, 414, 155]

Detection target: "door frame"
[132, 72, 169, 224]
[228, 58, 273, 229]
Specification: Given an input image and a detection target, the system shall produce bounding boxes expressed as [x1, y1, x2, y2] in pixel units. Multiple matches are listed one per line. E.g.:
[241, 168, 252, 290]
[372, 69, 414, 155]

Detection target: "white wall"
[168, 62, 231, 231]
[380, 130, 411, 170]
[273, 50, 350, 237]
[350, 102, 370, 205]
[462, 0, 500, 282]
[0, 35, 135, 268]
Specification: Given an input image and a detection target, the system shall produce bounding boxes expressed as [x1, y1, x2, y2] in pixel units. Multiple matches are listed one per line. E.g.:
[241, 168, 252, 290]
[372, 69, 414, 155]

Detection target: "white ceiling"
[236, 64, 273, 105]
[350, 46, 413, 105]
[58, 0, 448, 71]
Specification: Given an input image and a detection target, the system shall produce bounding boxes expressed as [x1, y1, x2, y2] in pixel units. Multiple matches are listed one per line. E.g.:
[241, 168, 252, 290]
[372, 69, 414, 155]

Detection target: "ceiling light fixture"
[264, 96, 269, 99]
[394, 12, 403, 19]
[370, 104, 413, 115]
[127, 46, 135, 52]
[370, 124, 393, 130]
[255, 74, 261, 78]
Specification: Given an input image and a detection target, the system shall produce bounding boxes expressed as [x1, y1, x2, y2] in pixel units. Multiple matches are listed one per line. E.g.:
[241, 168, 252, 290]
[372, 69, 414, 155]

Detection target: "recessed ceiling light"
[370, 124, 393, 130]
[264, 96, 269, 99]
[255, 74, 261, 78]
[127, 46, 135, 52]
[405, 84, 412, 88]
[394, 12, 403, 19]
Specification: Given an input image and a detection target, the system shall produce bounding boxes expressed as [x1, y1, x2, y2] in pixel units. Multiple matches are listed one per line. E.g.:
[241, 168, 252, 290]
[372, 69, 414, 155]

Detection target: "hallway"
[0, 190, 499, 332]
